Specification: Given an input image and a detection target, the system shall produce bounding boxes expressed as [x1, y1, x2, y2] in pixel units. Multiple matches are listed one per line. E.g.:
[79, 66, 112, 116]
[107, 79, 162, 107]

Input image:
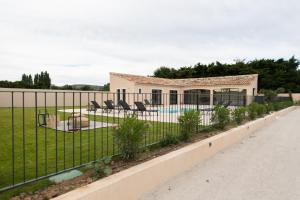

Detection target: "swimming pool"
[157, 105, 214, 113]
[158, 107, 194, 113]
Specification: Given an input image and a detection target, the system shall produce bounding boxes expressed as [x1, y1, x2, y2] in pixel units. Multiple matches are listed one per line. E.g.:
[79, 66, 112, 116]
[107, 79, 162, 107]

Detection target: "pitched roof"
[110, 72, 258, 87]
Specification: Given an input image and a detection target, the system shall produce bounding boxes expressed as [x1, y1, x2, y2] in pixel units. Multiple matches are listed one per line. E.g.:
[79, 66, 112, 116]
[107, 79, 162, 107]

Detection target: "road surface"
[140, 108, 300, 200]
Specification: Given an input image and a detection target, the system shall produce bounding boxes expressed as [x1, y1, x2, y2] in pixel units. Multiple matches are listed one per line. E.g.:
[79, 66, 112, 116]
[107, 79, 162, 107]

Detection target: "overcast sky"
[0, 0, 299, 85]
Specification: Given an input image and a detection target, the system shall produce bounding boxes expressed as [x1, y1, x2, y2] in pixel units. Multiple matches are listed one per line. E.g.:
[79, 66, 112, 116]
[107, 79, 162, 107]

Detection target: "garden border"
[53, 106, 298, 200]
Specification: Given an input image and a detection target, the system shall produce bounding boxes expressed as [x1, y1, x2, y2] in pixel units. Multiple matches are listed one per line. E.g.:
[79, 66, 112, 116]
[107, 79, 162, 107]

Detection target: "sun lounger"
[118, 100, 138, 114]
[89, 101, 102, 112]
[134, 101, 158, 116]
[144, 99, 151, 106]
[104, 100, 114, 113]
[103, 100, 122, 113]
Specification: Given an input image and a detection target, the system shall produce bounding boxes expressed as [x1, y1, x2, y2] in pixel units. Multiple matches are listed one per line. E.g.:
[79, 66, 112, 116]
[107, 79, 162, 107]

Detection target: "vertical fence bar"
[44, 92, 47, 175]
[100, 93, 103, 158]
[79, 92, 82, 164]
[55, 92, 58, 172]
[169, 93, 172, 135]
[196, 93, 199, 132]
[94, 92, 96, 161]
[175, 93, 178, 136]
[11, 92, 15, 185]
[142, 93, 148, 147]
[167, 93, 169, 138]
[154, 93, 158, 143]
[35, 92, 38, 178]
[63, 92, 66, 169]
[177, 93, 180, 136]
[106, 92, 109, 156]
[151, 93, 154, 144]
[22, 92, 26, 182]
[112, 93, 115, 155]
[117, 93, 120, 155]
[87, 92, 90, 162]
[162, 93, 165, 139]
[72, 92, 75, 167]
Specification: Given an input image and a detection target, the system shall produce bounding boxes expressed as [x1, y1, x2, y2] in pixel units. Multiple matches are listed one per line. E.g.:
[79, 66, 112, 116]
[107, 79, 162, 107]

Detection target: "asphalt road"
[140, 108, 300, 200]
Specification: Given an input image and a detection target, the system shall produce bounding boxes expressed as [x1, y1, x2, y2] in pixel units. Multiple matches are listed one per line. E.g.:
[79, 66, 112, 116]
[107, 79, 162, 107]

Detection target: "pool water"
[158, 107, 193, 113]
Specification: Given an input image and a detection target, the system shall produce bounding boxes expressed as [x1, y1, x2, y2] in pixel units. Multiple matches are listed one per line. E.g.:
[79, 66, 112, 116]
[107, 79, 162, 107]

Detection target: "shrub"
[211, 105, 230, 129]
[232, 107, 246, 125]
[178, 110, 201, 141]
[273, 102, 280, 111]
[265, 103, 274, 113]
[113, 115, 148, 160]
[94, 156, 113, 179]
[247, 103, 259, 120]
[198, 125, 215, 133]
[273, 101, 293, 111]
[160, 133, 179, 147]
[247, 102, 259, 120]
[256, 104, 267, 117]
[281, 101, 293, 108]
[247, 103, 267, 118]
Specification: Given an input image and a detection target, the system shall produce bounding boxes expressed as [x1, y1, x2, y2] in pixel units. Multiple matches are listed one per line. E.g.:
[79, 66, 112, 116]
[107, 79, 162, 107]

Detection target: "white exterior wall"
[110, 74, 136, 94]
[133, 84, 184, 105]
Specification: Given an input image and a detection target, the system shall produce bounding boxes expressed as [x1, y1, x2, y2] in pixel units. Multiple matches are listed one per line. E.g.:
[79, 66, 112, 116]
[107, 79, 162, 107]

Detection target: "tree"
[21, 74, 33, 88]
[34, 74, 39, 88]
[43, 71, 51, 89]
[81, 85, 91, 91]
[103, 83, 110, 91]
[153, 67, 177, 78]
[33, 71, 51, 89]
[153, 57, 300, 92]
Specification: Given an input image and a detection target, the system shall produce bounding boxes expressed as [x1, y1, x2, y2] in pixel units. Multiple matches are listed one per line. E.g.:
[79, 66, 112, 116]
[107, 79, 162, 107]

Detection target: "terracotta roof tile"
[110, 72, 258, 87]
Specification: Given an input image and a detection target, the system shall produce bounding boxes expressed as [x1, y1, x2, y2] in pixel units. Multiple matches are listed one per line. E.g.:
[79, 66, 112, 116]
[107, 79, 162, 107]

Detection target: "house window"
[122, 89, 126, 102]
[139, 89, 142, 94]
[152, 89, 162, 105]
[117, 89, 126, 102]
[117, 89, 121, 102]
[170, 90, 178, 105]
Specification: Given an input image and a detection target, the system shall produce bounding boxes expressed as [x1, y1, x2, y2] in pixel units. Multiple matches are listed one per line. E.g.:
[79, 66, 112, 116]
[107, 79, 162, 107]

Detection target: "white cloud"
[0, 0, 299, 85]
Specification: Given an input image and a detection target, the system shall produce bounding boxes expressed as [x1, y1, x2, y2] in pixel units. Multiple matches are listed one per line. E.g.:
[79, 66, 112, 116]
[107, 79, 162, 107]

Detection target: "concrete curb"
[53, 106, 297, 200]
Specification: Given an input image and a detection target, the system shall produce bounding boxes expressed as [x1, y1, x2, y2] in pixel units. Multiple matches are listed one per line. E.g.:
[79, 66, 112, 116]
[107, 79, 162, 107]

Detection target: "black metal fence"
[0, 91, 251, 191]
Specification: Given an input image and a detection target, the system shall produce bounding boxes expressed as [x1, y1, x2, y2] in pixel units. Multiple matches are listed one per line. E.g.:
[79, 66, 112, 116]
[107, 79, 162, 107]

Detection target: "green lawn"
[0, 107, 179, 190]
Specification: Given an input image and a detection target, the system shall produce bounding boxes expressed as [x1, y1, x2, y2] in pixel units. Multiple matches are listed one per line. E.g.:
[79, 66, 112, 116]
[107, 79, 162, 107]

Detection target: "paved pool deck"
[140, 108, 300, 200]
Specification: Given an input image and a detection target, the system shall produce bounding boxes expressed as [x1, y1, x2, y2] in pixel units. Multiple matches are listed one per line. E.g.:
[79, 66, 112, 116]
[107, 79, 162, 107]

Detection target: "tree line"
[153, 57, 300, 92]
[0, 71, 108, 91]
[0, 71, 51, 89]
